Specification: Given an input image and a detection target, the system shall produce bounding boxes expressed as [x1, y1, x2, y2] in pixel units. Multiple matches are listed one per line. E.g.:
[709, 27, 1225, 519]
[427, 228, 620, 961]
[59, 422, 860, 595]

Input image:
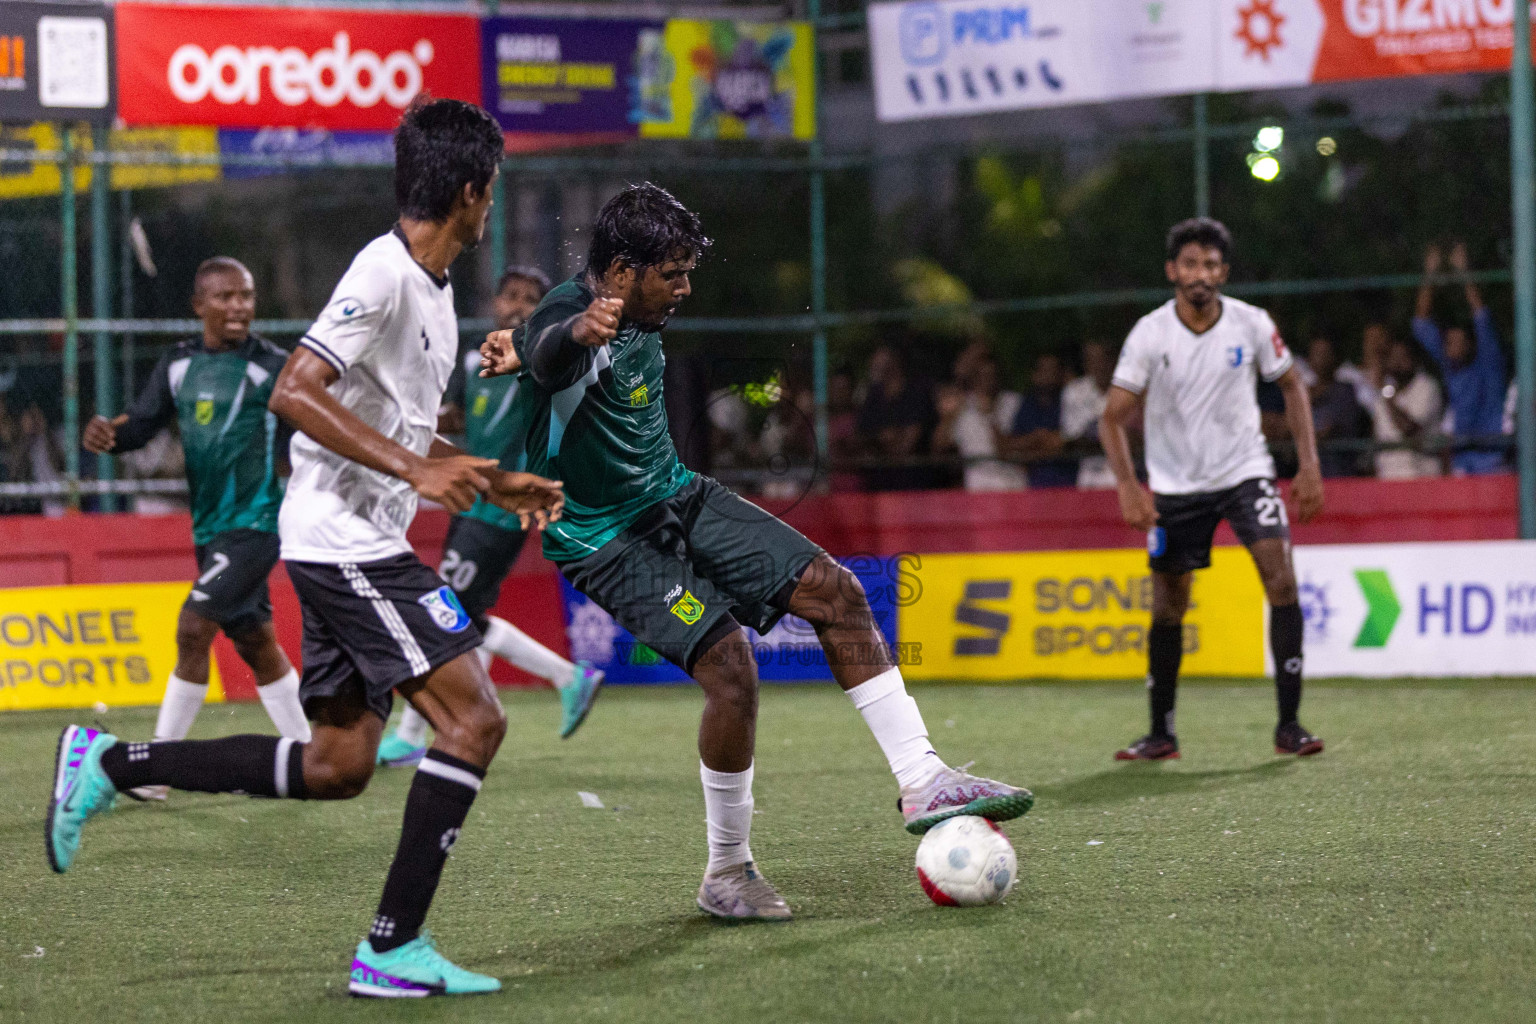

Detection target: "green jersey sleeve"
[112, 349, 179, 453]
[518, 280, 598, 392]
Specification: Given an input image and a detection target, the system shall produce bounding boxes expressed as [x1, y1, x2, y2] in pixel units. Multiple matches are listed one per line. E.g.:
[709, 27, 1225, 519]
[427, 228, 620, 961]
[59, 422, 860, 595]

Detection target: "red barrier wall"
[0, 474, 1516, 698]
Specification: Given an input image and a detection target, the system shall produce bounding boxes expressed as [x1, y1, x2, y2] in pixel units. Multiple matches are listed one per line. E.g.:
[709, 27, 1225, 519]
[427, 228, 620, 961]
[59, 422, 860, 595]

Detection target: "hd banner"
[0, 2, 114, 125]
[0, 583, 223, 711]
[1291, 540, 1536, 678]
[114, 3, 480, 130]
[871, 0, 1536, 121]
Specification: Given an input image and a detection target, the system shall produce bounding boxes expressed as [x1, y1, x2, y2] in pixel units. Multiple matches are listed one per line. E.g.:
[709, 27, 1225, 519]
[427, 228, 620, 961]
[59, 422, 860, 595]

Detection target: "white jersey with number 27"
[1112, 296, 1293, 496]
[280, 228, 459, 564]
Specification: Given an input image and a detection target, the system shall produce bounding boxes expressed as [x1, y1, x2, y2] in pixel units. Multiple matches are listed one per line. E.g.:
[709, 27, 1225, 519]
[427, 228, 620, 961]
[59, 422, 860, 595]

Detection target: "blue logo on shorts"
[418, 586, 471, 633]
[1147, 526, 1167, 558]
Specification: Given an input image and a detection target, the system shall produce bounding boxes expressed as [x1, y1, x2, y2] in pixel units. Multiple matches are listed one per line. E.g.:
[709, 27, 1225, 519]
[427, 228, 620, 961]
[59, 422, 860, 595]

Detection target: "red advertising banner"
[115, 3, 480, 130]
[1311, 0, 1520, 81]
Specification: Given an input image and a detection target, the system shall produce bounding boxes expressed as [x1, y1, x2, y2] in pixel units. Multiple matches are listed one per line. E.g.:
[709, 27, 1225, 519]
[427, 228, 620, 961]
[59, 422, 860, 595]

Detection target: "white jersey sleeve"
[299, 258, 402, 374]
[1112, 318, 1157, 395]
[1254, 308, 1294, 383]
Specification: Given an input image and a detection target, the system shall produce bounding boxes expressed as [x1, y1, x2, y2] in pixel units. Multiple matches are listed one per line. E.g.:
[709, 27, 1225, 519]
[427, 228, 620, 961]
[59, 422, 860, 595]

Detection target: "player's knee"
[175, 614, 218, 653]
[304, 749, 375, 800]
[794, 557, 867, 627]
[1265, 575, 1299, 607]
[436, 696, 506, 758]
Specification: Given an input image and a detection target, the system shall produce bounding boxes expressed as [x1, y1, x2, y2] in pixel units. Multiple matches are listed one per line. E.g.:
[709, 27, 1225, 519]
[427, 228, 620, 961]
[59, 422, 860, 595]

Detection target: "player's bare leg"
[1116, 571, 1190, 761]
[1248, 538, 1323, 756]
[787, 554, 1033, 834]
[128, 609, 308, 802]
[691, 628, 789, 921]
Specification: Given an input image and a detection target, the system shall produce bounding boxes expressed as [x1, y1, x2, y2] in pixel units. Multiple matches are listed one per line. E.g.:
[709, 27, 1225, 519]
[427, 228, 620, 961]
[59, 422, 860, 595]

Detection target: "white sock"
[700, 760, 755, 875]
[256, 669, 313, 742]
[395, 705, 430, 745]
[481, 615, 575, 685]
[152, 673, 208, 741]
[845, 667, 945, 789]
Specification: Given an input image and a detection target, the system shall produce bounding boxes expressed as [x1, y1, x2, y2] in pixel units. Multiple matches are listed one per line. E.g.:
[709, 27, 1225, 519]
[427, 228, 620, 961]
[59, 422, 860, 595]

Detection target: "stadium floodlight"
[1317, 136, 1338, 156]
[1254, 126, 1284, 153]
[1250, 155, 1281, 181]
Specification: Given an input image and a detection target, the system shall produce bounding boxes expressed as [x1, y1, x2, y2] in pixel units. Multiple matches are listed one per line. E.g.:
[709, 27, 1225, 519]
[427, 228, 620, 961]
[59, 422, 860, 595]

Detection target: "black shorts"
[558, 476, 824, 674]
[185, 529, 280, 637]
[438, 515, 529, 626]
[287, 553, 484, 722]
[1150, 477, 1290, 576]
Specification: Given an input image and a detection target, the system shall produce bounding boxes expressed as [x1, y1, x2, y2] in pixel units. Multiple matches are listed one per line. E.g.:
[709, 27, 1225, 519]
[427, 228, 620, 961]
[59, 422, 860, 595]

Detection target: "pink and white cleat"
[898, 763, 1034, 835]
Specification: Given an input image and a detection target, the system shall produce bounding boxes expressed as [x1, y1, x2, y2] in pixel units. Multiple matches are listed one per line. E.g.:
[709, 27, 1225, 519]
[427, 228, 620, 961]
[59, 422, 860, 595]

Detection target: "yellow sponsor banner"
[900, 547, 1265, 681]
[638, 20, 815, 141]
[0, 583, 223, 711]
[0, 123, 220, 201]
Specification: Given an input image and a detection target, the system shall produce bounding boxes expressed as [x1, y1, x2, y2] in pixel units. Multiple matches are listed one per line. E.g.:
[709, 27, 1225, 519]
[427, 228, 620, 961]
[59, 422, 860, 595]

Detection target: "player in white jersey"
[1098, 218, 1326, 760]
[44, 99, 564, 998]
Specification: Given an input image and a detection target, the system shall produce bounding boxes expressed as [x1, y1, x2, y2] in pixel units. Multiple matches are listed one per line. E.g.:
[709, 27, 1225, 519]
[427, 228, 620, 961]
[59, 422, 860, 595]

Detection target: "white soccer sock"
[481, 615, 575, 685]
[395, 705, 430, 746]
[845, 667, 945, 789]
[152, 673, 209, 741]
[257, 669, 313, 742]
[700, 761, 756, 874]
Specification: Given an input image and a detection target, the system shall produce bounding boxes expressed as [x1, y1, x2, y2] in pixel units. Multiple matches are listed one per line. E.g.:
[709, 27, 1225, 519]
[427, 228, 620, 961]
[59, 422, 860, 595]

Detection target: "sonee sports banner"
[0, 582, 224, 711]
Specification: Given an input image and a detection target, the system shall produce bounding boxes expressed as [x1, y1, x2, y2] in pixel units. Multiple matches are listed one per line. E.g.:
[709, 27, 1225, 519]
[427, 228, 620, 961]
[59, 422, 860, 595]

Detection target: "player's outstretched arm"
[270, 347, 496, 513]
[1276, 366, 1324, 523]
[86, 353, 178, 455]
[484, 471, 565, 532]
[1099, 386, 1157, 531]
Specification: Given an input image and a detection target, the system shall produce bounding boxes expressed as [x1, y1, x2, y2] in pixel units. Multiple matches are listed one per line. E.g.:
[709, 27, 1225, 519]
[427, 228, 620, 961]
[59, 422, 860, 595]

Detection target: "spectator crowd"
[709, 242, 1521, 494]
[0, 241, 1525, 512]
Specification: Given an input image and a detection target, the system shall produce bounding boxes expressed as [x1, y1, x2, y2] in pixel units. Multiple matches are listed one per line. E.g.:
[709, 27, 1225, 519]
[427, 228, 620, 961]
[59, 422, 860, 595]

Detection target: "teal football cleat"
[376, 733, 428, 767]
[557, 662, 605, 739]
[46, 725, 120, 873]
[349, 932, 501, 998]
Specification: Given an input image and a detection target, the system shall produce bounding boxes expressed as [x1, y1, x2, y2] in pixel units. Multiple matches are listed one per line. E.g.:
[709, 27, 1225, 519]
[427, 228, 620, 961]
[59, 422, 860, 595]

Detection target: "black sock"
[1271, 603, 1304, 727]
[100, 735, 307, 799]
[1147, 623, 1183, 737]
[369, 749, 484, 954]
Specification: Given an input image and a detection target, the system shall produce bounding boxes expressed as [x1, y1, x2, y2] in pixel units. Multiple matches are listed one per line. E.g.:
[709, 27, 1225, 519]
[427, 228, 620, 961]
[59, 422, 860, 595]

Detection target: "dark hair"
[497, 265, 552, 297]
[394, 99, 504, 222]
[1166, 217, 1233, 262]
[587, 182, 711, 277]
[193, 256, 250, 294]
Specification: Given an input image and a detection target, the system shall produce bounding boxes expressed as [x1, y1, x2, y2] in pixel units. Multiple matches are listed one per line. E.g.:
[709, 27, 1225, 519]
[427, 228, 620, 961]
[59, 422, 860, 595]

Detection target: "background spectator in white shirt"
[1373, 338, 1445, 480]
[1060, 339, 1117, 489]
[932, 349, 1025, 492]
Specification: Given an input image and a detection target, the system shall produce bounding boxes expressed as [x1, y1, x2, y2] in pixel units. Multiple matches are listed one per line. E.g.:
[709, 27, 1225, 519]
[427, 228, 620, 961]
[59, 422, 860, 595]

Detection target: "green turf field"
[3, 683, 1534, 1023]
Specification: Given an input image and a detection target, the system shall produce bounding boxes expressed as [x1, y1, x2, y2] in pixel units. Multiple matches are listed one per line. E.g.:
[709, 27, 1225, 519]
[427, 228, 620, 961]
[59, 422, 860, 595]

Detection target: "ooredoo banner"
[1291, 540, 1536, 677]
[114, 3, 480, 130]
[872, 0, 1536, 122]
[0, 583, 224, 711]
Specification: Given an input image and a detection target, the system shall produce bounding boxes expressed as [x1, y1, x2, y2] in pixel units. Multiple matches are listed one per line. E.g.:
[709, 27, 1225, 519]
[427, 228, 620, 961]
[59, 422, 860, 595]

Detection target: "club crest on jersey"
[194, 396, 215, 425]
[628, 384, 649, 407]
[670, 590, 705, 625]
[472, 393, 489, 417]
[418, 586, 472, 633]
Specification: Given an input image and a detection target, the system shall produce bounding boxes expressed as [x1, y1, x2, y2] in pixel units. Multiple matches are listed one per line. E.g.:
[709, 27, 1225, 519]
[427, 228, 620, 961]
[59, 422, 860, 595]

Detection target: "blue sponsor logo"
[1228, 346, 1244, 368]
[899, 3, 946, 65]
[1147, 526, 1166, 558]
[418, 586, 472, 634]
[952, 6, 1033, 45]
[1299, 578, 1333, 643]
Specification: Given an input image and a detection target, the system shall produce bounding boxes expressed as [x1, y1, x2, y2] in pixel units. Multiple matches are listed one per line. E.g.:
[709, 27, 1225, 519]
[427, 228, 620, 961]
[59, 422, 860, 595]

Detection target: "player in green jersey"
[376, 266, 603, 767]
[480, 184, 1034, 921]
[84, 257, 311, 799]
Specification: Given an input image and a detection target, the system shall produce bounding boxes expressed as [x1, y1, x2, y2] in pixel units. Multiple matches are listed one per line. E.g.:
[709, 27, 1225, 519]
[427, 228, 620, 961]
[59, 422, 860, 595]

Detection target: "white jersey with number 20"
[280, 229, 459, 564]
[1112, 296, 1293, 496]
